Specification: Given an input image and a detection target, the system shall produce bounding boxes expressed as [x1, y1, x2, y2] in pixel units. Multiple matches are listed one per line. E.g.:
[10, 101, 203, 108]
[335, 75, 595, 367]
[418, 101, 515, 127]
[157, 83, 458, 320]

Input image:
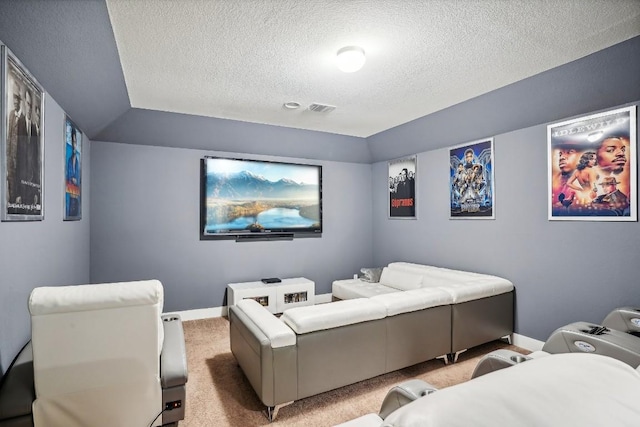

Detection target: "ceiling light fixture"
[336, 46, 366, 73]
[283, 102, 301, 110]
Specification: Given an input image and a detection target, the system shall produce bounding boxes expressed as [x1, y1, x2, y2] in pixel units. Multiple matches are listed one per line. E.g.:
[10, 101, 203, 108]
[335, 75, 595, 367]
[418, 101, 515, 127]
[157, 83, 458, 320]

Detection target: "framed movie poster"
[548, 106, 636, 221]
[449, 138, 495, 219]
[64, 116, 82, 220]
[389, 155, 416, 219]
[1, 45, 45, 221]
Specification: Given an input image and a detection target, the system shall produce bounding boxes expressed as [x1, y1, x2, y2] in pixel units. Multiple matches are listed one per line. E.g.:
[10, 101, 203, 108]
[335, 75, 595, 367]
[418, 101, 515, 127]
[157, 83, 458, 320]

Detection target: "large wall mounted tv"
[200, 156, 322, 241]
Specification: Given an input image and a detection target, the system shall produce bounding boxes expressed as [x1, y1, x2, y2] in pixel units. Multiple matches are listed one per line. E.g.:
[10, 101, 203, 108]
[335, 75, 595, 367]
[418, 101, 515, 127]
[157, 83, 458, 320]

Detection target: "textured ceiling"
[105, 0, 640, 138]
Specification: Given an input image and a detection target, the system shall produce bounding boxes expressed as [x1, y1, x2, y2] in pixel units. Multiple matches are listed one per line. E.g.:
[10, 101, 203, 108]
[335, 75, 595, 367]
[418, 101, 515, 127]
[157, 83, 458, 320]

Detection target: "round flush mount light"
[283, 102, 301, 110]
[336, 46, 366, 73]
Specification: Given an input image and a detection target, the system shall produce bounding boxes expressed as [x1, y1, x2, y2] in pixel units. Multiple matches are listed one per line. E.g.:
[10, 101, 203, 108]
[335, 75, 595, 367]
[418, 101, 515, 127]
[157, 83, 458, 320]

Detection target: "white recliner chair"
[336, 352, 640, 426]
[28, 279, 187, 427]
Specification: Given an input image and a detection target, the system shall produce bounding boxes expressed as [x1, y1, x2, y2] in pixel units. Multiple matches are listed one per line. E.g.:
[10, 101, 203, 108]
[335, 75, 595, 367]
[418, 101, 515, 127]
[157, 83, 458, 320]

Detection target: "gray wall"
[372, 102, 640, 342]
[90, 141, 373, 312]
[0, 97, 91, 374]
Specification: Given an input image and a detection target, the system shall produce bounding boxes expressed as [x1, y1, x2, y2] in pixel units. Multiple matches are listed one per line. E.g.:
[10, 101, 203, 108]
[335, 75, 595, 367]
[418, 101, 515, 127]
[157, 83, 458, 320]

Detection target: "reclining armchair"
[0, 279, 188, 427]
[336, 352, 640, 426]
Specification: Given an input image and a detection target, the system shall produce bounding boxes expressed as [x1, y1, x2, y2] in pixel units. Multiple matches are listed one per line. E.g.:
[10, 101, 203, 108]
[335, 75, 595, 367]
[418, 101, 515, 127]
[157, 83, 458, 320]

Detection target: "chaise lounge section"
[333, 262, 515, 360]
[229, 290, 453, 420]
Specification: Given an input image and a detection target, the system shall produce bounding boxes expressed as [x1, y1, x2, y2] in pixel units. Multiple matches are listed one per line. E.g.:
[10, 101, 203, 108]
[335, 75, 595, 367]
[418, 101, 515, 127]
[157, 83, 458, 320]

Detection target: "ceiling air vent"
[308, 103, 336, 113]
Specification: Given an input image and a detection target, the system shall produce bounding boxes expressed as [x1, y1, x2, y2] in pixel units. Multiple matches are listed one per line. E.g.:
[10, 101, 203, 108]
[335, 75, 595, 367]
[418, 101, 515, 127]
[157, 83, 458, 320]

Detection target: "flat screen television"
[200, 156, 322, 240]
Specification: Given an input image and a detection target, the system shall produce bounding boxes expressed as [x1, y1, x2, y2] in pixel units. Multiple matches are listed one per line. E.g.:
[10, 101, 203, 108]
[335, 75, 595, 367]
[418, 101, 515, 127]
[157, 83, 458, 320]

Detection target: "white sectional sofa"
[333, 262, 515, 360]
[229, 262, 514, 419]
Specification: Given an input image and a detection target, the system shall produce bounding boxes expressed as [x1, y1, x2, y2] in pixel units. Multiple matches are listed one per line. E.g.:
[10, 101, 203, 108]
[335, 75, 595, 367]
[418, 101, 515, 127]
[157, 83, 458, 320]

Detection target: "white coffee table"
[227, 277, 315, 314]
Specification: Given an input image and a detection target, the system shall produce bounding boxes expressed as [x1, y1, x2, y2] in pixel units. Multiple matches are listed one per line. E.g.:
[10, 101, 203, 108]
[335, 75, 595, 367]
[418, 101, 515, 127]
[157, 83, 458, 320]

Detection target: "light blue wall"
[89, 141, 373, 312]
[0, 97, 91, 374]
[372, 102, 640, 341]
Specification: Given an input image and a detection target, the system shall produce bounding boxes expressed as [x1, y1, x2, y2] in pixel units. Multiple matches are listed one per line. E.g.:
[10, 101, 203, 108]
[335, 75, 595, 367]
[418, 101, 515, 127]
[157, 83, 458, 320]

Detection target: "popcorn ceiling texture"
[105, 0, 640, 137]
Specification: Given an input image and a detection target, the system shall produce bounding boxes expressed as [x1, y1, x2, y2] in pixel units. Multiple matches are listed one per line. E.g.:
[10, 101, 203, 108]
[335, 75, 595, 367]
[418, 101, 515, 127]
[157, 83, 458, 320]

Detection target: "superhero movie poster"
[548, 106, 636, 221]
[449, 139, 494, 219]
[389, 155, 416, 219]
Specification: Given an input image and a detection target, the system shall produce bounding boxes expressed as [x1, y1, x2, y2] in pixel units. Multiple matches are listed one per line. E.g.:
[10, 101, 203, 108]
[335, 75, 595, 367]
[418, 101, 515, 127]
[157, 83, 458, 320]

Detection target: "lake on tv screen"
[207, 207, 316, 231]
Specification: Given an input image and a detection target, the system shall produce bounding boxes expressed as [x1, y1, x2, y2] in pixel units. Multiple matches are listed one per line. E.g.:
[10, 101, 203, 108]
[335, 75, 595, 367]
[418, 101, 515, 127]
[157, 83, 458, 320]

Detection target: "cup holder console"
[510, 354, 529, 364]
[579, 325, 610, 335]
[543, 321, 640, 368]
[471, 349, 532, 379]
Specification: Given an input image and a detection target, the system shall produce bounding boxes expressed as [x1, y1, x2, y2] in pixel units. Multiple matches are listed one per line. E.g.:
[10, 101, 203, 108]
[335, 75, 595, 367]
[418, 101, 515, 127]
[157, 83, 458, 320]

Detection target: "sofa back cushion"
[379, 267, 423, 291]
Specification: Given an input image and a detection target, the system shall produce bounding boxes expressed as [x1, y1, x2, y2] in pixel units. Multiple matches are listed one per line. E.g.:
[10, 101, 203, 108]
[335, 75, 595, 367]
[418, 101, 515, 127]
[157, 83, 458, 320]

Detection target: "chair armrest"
[379, 379, 436, 419]
[160, 315, 188, 389]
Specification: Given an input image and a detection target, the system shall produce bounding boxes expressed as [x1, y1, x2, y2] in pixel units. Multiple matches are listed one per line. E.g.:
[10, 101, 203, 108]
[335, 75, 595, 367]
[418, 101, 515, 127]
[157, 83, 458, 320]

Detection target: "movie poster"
[1, 46, 45, 221]
[64, 116, 82, 220]
[548, 106, 636, 221]
[449, 138, 494, 219]
[389, 155, 416, 219]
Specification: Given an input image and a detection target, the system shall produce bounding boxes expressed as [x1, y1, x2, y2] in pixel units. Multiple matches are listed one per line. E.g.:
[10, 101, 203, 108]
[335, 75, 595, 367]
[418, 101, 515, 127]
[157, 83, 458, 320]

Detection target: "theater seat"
[28, 280, 187, 427]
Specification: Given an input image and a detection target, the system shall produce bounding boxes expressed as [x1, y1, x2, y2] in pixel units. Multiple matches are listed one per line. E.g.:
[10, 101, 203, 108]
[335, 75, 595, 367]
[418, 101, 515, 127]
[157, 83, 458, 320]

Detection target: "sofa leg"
[451, 349, 467, 363]
[265, 401, 293, 422]
[436, 354, 449, 365]
[266, 406, 278, 422]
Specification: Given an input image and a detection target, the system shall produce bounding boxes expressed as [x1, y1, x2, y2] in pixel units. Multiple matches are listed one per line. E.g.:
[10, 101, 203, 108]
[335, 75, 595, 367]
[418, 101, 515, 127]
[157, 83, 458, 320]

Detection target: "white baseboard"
[512, 333, 544, 352]
[165, 292, 334, 321]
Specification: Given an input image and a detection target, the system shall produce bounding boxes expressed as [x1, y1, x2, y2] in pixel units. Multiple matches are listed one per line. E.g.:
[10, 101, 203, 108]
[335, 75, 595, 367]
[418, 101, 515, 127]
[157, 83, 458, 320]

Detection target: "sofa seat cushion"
[236, 299, 296, 348]
[281, 298, 387, 334]
[332, 279, 400, 300]
[371, 287, 453, 316]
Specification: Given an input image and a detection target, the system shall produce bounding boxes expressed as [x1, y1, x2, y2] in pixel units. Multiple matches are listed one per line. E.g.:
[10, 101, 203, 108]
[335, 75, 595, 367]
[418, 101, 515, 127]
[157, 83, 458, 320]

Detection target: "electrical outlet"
[165, 400, 182, 411]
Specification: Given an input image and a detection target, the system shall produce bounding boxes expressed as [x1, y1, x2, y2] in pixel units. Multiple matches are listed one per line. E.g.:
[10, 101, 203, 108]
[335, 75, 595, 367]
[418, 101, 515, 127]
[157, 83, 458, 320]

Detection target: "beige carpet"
[180, 317, 527, 427]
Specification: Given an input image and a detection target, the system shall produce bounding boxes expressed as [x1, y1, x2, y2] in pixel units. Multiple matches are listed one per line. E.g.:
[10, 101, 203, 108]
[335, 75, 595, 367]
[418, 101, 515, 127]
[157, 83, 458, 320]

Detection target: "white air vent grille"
[308, 103, 336, 113]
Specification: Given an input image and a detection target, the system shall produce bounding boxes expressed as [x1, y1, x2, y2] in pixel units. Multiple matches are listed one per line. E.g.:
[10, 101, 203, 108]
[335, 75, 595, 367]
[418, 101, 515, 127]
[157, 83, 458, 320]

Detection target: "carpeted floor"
[180, 317, 527, 426]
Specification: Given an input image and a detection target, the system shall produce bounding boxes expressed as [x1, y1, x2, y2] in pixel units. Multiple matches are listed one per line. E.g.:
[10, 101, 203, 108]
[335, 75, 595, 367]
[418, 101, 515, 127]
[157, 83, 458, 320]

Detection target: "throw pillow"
[360, 267, 383, 283]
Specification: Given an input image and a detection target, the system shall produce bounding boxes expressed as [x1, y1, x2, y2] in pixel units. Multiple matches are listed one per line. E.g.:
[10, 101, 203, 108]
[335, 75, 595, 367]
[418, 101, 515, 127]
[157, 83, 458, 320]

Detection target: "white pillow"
[379, 267, 423, 291]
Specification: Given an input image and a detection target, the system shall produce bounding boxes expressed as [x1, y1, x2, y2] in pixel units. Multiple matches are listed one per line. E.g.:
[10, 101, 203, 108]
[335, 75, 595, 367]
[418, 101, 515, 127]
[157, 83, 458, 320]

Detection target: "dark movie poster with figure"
[388, 155, 416, 219]
[450, 138, 495, 219]
[1, 45, 45, 221]
[548, 106, 636, 221]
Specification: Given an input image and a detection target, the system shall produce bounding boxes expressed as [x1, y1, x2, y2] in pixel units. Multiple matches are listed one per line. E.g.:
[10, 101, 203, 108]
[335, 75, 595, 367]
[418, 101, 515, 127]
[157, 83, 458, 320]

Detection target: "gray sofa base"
[229, 302, 453, 416]
[451, 291, 514, 358]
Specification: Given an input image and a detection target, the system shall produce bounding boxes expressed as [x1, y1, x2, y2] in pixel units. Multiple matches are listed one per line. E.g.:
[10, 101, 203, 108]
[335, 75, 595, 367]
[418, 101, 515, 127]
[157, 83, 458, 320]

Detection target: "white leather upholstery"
[379, 267, 423, 291]
[281, 298, 387, 334]
[29, 280, 165, 427]
[236, 299, 296, 347]
[383, 353, 640, 426]
[332, 278, 400, 300]
[371, 287, 453, 316]
[387, 262, 514, 302]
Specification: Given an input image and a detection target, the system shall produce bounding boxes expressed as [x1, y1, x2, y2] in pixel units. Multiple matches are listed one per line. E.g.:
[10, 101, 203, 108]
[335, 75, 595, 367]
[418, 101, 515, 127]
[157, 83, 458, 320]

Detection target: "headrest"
[29, 280, 163, 316]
